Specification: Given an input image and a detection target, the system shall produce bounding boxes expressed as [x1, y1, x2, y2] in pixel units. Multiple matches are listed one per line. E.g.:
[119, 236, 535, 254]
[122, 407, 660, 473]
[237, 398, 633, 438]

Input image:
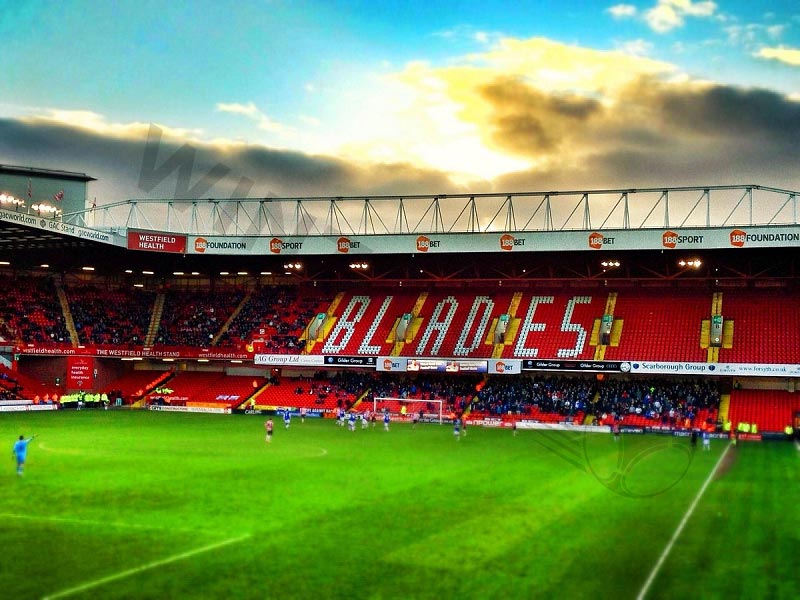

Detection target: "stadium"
[2, 165, 800, 599]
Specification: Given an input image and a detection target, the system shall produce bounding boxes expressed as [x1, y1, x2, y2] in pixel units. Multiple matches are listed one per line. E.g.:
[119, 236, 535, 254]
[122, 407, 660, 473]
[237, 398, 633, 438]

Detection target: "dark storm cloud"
[220, 143, 459, 197]
[655, 84, 800, 140]
[478, 76, 602, 154]
[0, 118, 462, 204]
[480, 75, 800, 192]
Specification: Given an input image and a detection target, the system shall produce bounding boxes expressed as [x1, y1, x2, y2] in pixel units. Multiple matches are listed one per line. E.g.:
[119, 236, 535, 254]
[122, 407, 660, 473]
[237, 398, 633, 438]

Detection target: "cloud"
[756, 46, 800, 67]
[20, 109, 204, 141]
[215, 101, 290, 134]
[356, 37, 676, 180]
[607, 4, 638, 19]
[645, 0, 717, 33]
[477, 77, 602, 156]
[632, 78, 800, 141]
[433, 24, 479, 41]
[726, 23, 787, 49]
[491, 77, 800, 193]
[386, 39, 667, 172]
[215, 102, 261, 119]
[615, 39, 654, 56]
[766, 25, 786, 39]
[0, 117, 459, 205]
[462, 37, 676, 93]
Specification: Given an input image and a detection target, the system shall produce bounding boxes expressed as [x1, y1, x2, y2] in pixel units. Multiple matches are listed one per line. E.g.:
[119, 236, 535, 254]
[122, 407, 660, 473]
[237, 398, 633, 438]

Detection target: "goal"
[373, 397, 443, 424]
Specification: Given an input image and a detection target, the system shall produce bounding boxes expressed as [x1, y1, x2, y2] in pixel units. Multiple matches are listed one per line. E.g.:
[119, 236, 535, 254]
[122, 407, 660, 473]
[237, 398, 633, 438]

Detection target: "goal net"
[373, 397, 443, 424]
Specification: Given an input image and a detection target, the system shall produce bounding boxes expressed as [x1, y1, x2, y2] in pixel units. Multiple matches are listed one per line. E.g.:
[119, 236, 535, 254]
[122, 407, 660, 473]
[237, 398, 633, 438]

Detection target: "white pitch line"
[636, 443, 731, 600]
[37, 442, 86, 456]
[42, 533, 251, 600]
[0, 513, 198, 533]
[794, 439, 800, 452]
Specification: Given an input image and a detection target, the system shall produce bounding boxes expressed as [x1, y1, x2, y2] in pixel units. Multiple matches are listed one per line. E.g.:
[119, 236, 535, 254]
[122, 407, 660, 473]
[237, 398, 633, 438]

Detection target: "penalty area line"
[636, 443, 731, 600]
[42, 533, 251, 600]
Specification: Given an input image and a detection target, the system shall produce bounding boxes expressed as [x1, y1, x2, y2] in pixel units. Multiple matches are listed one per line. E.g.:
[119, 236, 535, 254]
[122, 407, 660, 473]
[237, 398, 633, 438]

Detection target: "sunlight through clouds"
[467, 38, 676, 93]
[287, 37, 683, 186]
[318, 63, 530, 183]
[302, 37, 681, 184]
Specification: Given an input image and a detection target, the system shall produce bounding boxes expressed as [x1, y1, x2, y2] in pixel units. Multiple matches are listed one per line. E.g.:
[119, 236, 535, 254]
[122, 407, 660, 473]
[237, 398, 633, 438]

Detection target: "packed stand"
[593, 378, 721, 428]
[471, 375, 596, 420]
[470, 375, 720, 429]
[0, 275, 70, 345]
[217, 285, 326, 353]
[67, 284, 156, 347]
[154, 287, 246, 347]
[216, 286, 298, 351]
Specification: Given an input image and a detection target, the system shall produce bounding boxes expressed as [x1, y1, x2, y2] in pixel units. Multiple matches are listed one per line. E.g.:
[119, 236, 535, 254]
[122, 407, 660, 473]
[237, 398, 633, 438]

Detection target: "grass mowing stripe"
[636, 443, 731, 600]
[41, 533, 252, 600]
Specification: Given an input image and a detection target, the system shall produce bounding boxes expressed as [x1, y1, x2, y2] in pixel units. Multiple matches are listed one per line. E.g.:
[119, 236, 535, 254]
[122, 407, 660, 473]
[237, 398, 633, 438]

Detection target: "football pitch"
[1, 410, 798, 600]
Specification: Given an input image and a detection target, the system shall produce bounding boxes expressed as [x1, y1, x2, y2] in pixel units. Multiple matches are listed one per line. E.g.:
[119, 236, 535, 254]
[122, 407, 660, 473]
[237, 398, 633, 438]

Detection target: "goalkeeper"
[13, 434, 36, 476]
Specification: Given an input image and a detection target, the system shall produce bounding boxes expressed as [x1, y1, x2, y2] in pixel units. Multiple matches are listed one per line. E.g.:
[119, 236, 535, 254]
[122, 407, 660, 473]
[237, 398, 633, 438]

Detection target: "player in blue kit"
[283, 408, 291, 429]
[13, 434, 36, 476]
[348, 412, 357, 431]
[453, 418, 461, 441]
[383, 412, 390, 431]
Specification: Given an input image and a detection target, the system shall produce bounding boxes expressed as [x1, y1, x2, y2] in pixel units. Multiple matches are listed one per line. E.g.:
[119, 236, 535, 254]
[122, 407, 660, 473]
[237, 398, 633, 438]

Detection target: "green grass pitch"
[1, 410, 798, 599]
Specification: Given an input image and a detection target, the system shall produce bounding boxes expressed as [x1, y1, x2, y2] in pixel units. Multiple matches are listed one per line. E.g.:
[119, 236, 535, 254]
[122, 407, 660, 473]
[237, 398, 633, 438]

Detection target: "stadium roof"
[71, 184, 799, 238]
[2, 182, 800, 287]
[0, 164, 96, 182]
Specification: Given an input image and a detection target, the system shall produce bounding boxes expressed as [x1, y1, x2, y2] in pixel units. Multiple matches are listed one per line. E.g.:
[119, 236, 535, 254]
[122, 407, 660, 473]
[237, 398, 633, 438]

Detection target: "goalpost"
[373, 397, 444, 424]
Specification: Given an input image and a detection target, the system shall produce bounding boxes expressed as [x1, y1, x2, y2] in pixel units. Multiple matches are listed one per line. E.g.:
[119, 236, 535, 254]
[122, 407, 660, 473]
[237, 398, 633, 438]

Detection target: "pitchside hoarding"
[177, 225, 800, 256]
[627, 361, 800, 377]
[376, 358, 521, 374]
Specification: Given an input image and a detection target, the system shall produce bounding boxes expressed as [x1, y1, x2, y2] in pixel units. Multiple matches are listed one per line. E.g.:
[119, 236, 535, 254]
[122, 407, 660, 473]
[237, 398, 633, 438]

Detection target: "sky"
[1, 0, 799, 205]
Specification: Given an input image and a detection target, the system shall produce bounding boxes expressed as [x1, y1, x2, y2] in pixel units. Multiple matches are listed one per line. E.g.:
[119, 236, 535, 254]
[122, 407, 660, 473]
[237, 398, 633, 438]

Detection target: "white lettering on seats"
[416, 296, 458, 356]
[358, 296, 393, 355]
[322, 296, 370, 353]
[557, 296, 591, 358]
[513, 296, 554, 357]
[454, 296, 494, 356]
